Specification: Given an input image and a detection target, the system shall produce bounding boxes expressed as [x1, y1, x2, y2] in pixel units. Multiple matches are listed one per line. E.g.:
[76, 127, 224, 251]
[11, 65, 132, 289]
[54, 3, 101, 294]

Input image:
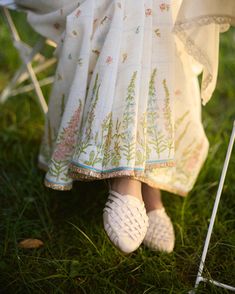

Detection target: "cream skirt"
[17, 0, 228, 196]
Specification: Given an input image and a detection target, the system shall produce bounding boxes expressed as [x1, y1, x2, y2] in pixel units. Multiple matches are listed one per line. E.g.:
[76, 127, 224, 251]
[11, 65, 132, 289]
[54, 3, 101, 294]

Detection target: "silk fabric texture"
[15, 0, 234, 196]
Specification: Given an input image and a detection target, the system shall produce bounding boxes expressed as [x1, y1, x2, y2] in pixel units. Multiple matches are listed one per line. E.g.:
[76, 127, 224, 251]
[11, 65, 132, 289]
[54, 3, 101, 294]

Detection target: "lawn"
[0, 11, 234, 294]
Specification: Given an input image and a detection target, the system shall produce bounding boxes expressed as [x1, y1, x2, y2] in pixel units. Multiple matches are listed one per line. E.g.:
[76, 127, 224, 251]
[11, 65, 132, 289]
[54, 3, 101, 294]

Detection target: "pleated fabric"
[16, 0, 211, 196]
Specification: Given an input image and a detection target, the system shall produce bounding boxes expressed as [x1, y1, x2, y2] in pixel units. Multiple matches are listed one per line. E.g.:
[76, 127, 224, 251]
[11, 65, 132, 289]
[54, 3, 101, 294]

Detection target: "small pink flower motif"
[145, 8, 152, 16]
[106, 56, 113, 64]
[175, 89, 182, 96]
[159, 3, 170, 12]
[54, 145, 69, 161]
[52, 103, 82, 162]
[186, 140, 204, 170]
[53, 23, 60, 30]
[186, 156, 198, 170]
[75, 9, 81, 17]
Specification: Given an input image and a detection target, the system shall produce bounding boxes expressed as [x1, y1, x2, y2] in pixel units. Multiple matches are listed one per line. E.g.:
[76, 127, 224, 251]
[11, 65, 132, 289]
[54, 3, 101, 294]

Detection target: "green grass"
[0, 13, 235, 294]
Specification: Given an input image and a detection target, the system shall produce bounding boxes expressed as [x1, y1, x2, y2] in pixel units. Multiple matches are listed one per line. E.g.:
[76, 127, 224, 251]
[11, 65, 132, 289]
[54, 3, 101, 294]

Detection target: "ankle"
[145, 202, 164, 213]
[142, 183, 163, 213]
[110, 178, 143, 201]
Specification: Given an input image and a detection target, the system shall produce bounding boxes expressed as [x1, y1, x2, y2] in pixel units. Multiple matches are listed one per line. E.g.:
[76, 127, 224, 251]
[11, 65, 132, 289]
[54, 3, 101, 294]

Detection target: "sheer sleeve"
[173, 0, 235, 105]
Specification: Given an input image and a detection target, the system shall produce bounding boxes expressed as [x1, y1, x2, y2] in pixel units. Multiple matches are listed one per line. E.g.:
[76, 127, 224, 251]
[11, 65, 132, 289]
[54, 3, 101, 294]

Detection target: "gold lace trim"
[68, 168, 188, 197]
[173, 15, 235, 105]
[174, 15, 234, 31]
[44, 179, 72, 191]
[38, 160, 188, 197]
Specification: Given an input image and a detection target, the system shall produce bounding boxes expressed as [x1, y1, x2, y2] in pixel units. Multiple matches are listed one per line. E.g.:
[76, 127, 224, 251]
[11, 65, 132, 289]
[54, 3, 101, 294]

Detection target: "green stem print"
[175, 110, 190, 150]
[146, 68, 166, 159]
[74, 73, 100, 159]
[48, 158, 69, 181]
[162, 79, 174, 157]
[101, 112, 113, 167]
[175, 110, 189, 130]
[121, 70, 138, 165]
[111, 118, 123, 167]
[84, 111, 113, 167]
[68, 70, 174, 173]
[136, 110, 148, 166]
[175, 121, 190, 150]
[73, 73, 116, 169]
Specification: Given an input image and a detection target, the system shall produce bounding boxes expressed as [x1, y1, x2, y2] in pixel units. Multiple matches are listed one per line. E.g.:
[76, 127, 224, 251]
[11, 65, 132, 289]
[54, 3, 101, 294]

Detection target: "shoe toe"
[117, 236, 141, 254]
[103, 191, 148, 254]
[143, 208, 175, 253]
[148, 230, 174, 253]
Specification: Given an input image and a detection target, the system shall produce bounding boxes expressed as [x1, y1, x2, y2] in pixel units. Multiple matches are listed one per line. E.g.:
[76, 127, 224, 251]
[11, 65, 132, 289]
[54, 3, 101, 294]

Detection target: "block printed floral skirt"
[17, 0, 210, 196]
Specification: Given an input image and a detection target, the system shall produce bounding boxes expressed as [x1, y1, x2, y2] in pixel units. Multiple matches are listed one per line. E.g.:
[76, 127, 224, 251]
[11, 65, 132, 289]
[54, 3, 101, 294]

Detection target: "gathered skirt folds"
[16, 0, 212, 197]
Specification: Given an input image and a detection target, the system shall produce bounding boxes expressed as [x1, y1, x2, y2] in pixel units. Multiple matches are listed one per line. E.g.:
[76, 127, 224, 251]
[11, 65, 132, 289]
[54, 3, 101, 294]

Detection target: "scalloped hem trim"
[69, 167, 188, 197]
[44, 178, 72, 191]
[37, 160, 188, 197]
[68, 159, 176, 179]
[174, 14, 235, 31]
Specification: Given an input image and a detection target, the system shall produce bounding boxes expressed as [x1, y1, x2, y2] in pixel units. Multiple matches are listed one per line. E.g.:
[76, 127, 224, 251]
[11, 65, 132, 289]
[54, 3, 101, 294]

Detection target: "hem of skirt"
[44, 178, 73, 191]
[69, 159, 176, 174]
[38, 161, 72, 191]
[135, 177, 188, 197]
[68, 161, 188, 197]
[67, 160, 175, 182]
[37, 160, 189, 197]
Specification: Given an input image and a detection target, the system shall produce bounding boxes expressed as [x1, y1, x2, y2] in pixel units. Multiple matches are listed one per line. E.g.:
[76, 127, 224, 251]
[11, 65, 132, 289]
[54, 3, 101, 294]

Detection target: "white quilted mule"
[143, 208, 175, 253]
[103, 189, 149, 254]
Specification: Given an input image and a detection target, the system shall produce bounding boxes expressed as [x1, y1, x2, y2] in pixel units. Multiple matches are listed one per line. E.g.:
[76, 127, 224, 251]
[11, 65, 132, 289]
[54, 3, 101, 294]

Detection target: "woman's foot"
[141, 183, 163, 213]
[103, 178, 148, 254]
[109, 178, 143, 202]
[141, 183, 175, 253]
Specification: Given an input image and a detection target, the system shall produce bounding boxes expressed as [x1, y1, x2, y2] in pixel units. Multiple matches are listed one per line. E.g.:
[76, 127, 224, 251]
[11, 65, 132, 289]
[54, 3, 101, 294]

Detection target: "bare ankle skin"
[108, 178, 164, 209]
[141, 183, 163, 213]
[109, 178, 143, 201]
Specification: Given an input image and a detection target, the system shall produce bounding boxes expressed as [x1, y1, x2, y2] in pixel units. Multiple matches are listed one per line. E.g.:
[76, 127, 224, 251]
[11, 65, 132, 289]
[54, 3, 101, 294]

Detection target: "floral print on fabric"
[19, 0, 210, 196]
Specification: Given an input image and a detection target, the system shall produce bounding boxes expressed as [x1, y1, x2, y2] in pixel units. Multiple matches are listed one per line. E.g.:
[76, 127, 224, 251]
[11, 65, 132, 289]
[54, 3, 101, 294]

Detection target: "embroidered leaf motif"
[162, 79, 174, 157]
[111, 119, 123, 167]
[121, 71, 138, 165]
[146, 68, 166, 158]
[74, 73, 100, 159]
